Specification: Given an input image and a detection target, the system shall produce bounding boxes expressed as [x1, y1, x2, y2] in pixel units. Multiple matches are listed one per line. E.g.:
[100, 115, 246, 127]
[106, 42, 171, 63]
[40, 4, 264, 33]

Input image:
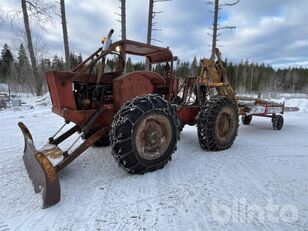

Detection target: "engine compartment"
[73, 82, 113, 110]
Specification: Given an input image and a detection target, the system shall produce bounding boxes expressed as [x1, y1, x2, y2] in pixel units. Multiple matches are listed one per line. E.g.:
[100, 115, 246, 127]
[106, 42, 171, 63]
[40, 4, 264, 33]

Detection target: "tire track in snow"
[206, 150, 308, 229]
[0, 220, 9, 231]
[84, 177, 159, 230]
[2, 109, 308, 230]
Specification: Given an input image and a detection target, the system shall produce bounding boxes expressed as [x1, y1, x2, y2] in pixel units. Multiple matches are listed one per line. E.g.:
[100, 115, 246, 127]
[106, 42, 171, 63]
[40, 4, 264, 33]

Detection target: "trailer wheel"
[241, 115, 252, 125]
[197, 95, 239, 151]
[110, 95, 180, 174]
[272, 115, 284, 130]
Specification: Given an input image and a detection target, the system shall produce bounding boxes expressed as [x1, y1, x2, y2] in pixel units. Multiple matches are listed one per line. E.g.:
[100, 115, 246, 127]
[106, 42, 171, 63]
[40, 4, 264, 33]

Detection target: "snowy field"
[0, 96, 307, 230]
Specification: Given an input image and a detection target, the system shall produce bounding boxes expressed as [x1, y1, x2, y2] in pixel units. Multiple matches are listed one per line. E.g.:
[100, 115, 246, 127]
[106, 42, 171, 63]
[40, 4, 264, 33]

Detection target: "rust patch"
[40, 145, 63, 159]
[35, 153, 58, 182]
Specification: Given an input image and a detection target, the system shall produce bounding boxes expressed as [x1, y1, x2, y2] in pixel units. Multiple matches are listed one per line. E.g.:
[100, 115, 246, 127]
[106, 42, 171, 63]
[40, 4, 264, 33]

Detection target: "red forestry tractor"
[19, 30, 239, 208]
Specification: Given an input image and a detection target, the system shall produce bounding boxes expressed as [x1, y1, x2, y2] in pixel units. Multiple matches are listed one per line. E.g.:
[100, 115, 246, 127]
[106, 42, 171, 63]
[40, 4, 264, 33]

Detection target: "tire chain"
[110, 94, 181, 174]
[197, 95, 239, 151]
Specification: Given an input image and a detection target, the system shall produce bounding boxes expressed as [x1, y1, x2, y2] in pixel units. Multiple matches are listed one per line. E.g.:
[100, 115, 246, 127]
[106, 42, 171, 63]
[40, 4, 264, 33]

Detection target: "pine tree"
[106, 58, 114, 72]
[40, 58, 51, 72]
[126, 57, 133, 73]
[0, 44, 14, 82]
[17, 43, 30, 85]
[190, 56, 199, 76]
[1, 44, 13, 64]
[17, 44, 29, 68]
[177, 61, 190, 78]
[70, 52, 77, 68]
[77, 53, 83, 65]
[52, 55, 64, 70]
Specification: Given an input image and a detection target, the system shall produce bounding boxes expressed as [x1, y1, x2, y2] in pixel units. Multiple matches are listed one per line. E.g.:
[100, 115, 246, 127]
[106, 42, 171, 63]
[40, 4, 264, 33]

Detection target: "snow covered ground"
[0, 96, 307, 230]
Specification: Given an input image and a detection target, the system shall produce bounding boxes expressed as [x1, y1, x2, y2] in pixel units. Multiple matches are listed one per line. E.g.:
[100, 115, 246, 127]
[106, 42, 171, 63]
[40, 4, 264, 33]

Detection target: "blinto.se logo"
[211, 198, 299, 224]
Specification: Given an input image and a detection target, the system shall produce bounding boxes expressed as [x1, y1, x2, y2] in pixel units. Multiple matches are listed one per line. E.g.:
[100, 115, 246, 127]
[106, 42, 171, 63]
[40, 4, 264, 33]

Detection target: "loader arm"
[198, 48, 235, 99]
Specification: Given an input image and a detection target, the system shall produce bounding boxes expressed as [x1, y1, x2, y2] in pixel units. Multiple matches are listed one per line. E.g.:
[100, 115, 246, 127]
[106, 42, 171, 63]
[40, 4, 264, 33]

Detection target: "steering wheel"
[89, 51, 125, 77]
[103, 51, 125, 74]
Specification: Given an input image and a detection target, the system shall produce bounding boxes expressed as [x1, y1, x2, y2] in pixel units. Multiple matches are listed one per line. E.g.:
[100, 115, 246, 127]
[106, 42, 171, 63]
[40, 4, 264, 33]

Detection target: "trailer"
[237, 96, 286, 130]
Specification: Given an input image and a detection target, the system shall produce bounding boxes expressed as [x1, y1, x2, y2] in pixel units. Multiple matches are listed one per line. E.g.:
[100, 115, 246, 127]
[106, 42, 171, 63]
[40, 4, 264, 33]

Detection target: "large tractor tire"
[110, 95, 180, 174]
[197, 95, 239, 151]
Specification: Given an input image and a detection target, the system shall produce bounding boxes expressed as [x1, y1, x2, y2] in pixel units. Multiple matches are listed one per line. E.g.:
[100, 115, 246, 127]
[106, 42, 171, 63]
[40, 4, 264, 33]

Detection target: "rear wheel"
[241, 115, 252, 125]
[110, 95, 180, 174]
[197, 96, 239, 151]
[272, 115, 284, 130]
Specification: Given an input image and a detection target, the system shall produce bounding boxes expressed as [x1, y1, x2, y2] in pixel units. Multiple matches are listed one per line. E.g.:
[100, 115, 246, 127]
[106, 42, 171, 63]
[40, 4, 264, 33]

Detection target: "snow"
[39, 144, 64, 167]
[284, 98, 308, 112]
[0, 96, 307, 230]
[0, 84, 9, 92]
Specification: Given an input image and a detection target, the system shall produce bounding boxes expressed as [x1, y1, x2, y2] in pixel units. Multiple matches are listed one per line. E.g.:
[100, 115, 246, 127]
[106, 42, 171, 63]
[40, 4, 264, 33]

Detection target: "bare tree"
[115, 0, 126, 40]
[20, 0, 54, 96]
[60, 0, 70, 70]
[146, 0, 170, 70]
[147, 0, 170, 45]
[208, 0, 239, 60]
[21, 0, 41, 96]
[120, 0, 126, 40]
[147, 0, 154, 46]
[115, 0, 126, 63]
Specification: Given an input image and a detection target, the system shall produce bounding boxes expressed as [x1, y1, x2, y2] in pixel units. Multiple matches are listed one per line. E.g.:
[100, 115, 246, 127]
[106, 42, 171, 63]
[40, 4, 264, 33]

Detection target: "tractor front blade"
[18, 122, 60, 208]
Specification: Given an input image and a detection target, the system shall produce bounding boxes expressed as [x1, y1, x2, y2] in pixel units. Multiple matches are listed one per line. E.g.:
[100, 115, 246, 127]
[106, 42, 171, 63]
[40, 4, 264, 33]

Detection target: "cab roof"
[109, 40, 174, 64]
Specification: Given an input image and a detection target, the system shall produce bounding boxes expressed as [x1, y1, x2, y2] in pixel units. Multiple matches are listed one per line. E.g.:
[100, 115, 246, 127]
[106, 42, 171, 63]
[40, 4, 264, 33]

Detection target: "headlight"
[115, 45, 121, 52]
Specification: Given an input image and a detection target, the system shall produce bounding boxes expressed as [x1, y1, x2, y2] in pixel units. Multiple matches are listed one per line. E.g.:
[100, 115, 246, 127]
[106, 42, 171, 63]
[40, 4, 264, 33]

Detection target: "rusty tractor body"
[19, 30, 240, 208]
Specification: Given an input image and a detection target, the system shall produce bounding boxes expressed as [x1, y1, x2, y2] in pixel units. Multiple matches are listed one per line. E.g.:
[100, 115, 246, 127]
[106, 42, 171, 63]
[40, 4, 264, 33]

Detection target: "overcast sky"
[1, 0, 308, 68]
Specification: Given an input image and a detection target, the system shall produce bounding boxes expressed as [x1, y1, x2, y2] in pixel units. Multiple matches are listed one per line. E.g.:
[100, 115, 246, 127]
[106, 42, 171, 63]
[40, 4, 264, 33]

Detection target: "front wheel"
[110, 95, 180, 174]
[197, 96, 239, 151]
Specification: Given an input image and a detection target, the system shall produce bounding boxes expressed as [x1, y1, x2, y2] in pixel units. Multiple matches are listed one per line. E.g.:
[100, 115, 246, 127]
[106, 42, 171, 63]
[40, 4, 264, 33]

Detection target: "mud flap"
[18, 122, 60, 209]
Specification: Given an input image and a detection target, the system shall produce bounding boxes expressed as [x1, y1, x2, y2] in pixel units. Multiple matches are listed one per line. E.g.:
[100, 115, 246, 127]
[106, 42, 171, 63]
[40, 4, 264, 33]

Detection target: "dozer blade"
[18, 122, 60, 208]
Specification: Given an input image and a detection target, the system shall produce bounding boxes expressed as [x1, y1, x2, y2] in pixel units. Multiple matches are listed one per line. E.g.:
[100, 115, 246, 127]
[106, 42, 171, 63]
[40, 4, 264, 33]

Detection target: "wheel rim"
[215, 107, 236, 140]
[135, 113, 172, 160]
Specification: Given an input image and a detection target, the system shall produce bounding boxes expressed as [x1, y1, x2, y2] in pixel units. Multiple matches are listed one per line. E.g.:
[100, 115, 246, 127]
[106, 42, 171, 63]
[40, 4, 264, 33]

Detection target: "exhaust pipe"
[103, 29, 114, 51]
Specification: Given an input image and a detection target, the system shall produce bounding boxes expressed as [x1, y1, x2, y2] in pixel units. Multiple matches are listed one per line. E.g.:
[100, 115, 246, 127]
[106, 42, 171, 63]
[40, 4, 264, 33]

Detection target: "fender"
[113, 71, 166, 112]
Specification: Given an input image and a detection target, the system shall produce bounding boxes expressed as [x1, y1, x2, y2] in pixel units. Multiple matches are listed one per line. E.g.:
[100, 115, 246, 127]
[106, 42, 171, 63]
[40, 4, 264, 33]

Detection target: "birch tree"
[20, 0, 55, 95]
